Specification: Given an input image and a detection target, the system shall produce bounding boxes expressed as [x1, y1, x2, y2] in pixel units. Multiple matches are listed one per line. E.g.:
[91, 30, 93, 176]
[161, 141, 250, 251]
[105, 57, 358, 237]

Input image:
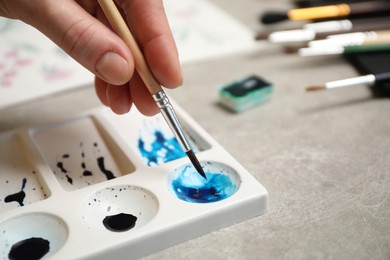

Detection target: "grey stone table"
[1, 0, 389, 259]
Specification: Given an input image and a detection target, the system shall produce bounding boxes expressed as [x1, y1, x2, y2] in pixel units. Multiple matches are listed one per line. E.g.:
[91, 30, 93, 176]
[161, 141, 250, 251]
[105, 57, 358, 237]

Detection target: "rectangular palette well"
[0, 100, 268, 259]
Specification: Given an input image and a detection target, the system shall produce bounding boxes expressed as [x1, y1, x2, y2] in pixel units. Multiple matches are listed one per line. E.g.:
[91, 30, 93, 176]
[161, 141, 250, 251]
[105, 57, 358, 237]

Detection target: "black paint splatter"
[56, 162, 73, 185]
[81, 162, 92, 176]
[56, 162, 67, 173]
[97, 157, 115, 180]
[103, 213, 137, 232]
[53, 142, 116, 186]
[5, 178, 27, 206]
[8, 237, 50, 260]
[65, 175, 73, 184]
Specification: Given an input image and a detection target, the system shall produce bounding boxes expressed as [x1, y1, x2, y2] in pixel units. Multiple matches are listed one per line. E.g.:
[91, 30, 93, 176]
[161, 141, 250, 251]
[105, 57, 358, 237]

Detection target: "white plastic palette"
[0, 101, 268, 259]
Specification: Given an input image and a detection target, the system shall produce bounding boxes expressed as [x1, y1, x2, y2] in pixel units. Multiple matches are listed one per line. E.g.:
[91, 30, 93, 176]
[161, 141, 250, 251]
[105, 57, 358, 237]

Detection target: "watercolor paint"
[101, 108, 211, 167]
[168, 161, 240, 203]
[134, 115, 206, 166]
[0, 105, 268, 259]
[138, 129, 187, 166]
[219, 75, 273, 113]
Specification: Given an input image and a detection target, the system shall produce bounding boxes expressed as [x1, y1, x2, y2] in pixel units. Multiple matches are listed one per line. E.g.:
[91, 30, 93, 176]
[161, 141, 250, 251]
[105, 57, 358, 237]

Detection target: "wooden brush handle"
[97, 0, 163, 94]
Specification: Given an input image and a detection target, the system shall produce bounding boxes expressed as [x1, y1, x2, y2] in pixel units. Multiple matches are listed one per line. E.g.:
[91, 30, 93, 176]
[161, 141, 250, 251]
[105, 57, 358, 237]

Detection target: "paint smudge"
[4, 178, 27, 206]
[171, 165, 237, 203]
[8, 237, 50, 260]
[102, 213, 137, 232]
[138, 130, 186, 166]
[97, 157, 115, 180]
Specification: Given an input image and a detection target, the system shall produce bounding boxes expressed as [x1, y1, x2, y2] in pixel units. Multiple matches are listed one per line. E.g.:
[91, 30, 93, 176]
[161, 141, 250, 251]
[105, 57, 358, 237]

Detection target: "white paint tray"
[0, 101, 268, 259]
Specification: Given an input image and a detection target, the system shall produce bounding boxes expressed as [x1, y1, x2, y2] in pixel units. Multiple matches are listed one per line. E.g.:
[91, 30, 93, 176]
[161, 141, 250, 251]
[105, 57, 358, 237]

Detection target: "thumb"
[10, 1, 134, 86]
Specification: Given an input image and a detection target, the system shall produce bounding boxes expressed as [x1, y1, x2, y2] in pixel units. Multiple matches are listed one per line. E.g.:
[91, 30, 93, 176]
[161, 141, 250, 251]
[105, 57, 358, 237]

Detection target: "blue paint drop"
[138, 130, 186, 166]
[170, 164, 238, 203]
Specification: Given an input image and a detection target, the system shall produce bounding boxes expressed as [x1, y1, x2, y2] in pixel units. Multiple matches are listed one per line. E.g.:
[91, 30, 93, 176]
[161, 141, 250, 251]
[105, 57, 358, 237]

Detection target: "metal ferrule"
[153, 91, 191, 152]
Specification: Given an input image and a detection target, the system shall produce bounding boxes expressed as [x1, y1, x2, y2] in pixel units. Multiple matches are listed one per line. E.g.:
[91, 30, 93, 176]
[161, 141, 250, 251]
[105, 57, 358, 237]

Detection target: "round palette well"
[80, 185, 158, 232]
[168, 161, 241, 203]
[0, 212, 68, 260]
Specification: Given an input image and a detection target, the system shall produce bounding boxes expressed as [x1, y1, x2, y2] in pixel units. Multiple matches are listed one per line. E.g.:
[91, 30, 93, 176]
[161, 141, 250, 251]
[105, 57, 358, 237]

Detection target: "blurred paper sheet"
[0, 17, 94, 108]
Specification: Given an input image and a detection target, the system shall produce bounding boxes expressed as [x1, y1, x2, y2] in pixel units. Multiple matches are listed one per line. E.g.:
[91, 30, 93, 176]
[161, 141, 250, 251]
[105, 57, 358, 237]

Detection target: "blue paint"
[138, 130, 186, 166]
[170, 164, 238, 203]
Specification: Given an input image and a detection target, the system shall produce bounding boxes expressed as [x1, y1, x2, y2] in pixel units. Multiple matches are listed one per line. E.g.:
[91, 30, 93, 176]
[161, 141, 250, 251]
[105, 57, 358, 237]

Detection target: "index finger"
[117, 0, 183, 89]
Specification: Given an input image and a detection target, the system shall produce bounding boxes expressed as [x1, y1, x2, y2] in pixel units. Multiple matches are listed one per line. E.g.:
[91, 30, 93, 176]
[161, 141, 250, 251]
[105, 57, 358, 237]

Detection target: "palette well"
[0, 100, 268, 259]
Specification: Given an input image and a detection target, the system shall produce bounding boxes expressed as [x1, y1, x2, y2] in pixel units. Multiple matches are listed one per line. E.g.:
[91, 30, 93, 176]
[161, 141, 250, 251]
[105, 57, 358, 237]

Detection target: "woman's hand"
[0, 0, 182, 115]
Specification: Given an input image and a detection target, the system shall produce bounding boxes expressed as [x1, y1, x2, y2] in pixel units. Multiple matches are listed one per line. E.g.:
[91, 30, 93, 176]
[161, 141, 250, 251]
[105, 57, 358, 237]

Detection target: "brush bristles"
[305, 85, 326, 91]
[186, 150, 207, 179]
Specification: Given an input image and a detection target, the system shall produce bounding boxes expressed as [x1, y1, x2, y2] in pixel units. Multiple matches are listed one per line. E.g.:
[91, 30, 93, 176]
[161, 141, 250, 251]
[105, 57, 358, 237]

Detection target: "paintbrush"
[308, 30, 390, 49]
[97, 0, 206, 179]
[305, 72, 390, 91]
[261, 0, 390, 24]
[255, 16, 390, 43]
[299, 41, 390, 56]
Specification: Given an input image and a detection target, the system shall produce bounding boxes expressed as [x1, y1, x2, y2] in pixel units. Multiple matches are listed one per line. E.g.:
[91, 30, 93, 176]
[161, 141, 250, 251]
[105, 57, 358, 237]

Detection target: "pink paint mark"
[4, 50, 18, 58]
[16, 59, 33, 66]
[1, 80, 12, 88]
[0, 49, 33, 89]
[3, 70, 17, 78]
[44, 69, 73, 81]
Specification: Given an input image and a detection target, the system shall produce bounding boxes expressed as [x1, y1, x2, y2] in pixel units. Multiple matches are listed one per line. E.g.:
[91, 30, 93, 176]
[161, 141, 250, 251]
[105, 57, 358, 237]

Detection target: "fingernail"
[96, 52, 130, 85]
